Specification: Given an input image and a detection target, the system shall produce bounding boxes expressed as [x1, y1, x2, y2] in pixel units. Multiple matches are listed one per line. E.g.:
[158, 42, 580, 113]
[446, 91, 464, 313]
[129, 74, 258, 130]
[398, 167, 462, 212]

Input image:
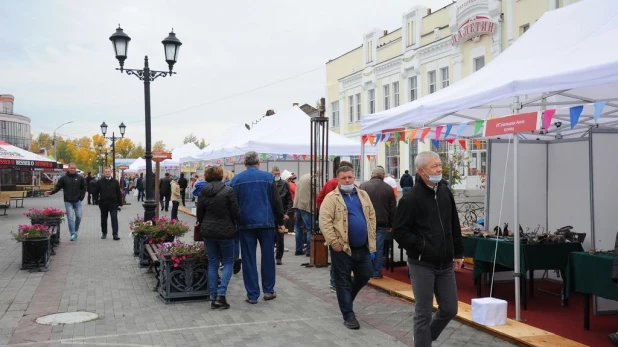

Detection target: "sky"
[1, 0, 452, 150]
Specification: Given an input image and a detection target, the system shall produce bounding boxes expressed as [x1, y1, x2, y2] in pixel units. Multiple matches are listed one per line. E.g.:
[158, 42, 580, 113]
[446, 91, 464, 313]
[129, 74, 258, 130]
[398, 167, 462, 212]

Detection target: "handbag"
[194, 223, 203, 241]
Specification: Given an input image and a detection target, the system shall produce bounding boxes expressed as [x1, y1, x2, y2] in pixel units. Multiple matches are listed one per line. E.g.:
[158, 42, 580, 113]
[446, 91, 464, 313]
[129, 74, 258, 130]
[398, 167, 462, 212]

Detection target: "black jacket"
[400, 173, 414, 188]
[88, 178, 98, 194]
[393, 179, 463, 266]
[85, 175, 94, 186]
[178, 176, 188, 190]
[159, 177, 171, 194]
[359, 177, 396, 227]
[136, 176, 144, 190]
[197, 181, 240, 239]
[275, 179, 293, 214]
[95, 177, 123, 206]
[612, 233, 618, 283]
[50, 173, 86, 202]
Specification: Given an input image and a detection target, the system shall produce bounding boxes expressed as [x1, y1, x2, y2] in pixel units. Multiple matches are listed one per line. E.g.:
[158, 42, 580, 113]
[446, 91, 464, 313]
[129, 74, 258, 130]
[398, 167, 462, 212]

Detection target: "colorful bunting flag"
[261, 153, 268, 160]
[446, 138, 455, 144]
[569, 106, 584, 129]
[368, 135, 376, 145]
[375, 134, 382, 143]
[282, 154, 288, 160]
[594, 101, 608, 123]
[385, 141, 391, 147]
[457, 122, 468, 137]
[473, 139, 482, 149]
[444, 124, 453, 139]
[435, 125, 444, 139]
[361, 135, 368, 145]
[366, 155, 371, 161]
[382, 133, 391, 142]
[431, 139, 440, 149]
[301, 154, 307, 160]
[329, 155, 336, 161]
[473, 120, 484, 136]
[409, 129, 419, 141]
[292, 154, 298, 160]
[459, 139, 467, 150]
[543, 109, 556, 132]
[394, 132, 400, 142]
[419, 128, 430, 141]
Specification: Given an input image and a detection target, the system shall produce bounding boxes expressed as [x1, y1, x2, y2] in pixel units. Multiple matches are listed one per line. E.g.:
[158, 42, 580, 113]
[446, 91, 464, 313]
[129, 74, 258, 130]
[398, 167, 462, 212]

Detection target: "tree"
[114, 138, 136, 158]
[440, 149, 469, 189]
[183, 133, 198, 145]
[197, 138, 207, 149]
[153, 140, 167, 151]
[129, 143, 145, 158]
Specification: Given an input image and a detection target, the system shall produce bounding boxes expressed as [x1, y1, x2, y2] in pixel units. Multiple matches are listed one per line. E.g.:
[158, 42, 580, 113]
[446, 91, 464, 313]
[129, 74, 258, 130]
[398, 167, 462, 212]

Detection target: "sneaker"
[70, 235, 77, 241]
[330, 285, 336, 293]
[344, 316, 360, 329]
[245, 298, 258, 304]
[305, 253, 310, 257]
[294, 251, 304, 256]
[263, 292, 277, 301]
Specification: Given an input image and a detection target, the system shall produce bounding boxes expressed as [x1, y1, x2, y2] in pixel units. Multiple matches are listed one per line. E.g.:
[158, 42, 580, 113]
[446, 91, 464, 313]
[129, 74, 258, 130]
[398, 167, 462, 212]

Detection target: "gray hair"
[415, 151, 440, 169]
[336, 165, 353, 176]
[271, 166, 280, 172]
[244, 151, 259, 166]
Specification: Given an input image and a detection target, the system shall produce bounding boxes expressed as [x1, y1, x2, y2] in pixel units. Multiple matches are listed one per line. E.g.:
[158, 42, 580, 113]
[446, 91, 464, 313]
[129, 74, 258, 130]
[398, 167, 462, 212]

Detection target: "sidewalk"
[0, 194, 511, 347]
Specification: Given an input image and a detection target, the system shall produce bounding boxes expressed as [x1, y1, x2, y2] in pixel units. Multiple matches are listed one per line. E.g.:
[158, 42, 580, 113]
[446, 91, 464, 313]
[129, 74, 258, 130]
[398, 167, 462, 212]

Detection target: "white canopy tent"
[179, 125, 249, 163]
[200, 106, 376, 161]
[360, 0, 618, 321]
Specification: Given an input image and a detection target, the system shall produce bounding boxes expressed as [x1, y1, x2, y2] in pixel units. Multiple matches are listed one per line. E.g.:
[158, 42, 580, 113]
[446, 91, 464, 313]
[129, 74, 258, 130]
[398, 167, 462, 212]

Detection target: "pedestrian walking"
[45, 163, 86, 241]
[136, 173, 145, 201]
[159, 173, 172, 211]
[170, 175, 181, 219]
[393, 151, 464, 347]
[197, 166, 240, 310]
[85, 172, 94, 204]
[293, 171, 316, 257]
[231, 151, 285, 304]
[178, 173, 188, 207]
[271, 166, 292, 266]
[95, 167, 123, 240]
[319, 165, 376, 330]
[400, 169, 414, 194]
[88, 176, 99, 205]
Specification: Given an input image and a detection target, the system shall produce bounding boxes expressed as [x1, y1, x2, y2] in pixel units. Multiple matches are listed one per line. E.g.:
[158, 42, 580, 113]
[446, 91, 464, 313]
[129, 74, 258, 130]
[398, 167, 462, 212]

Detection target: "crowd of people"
[47, 150, 465, 347]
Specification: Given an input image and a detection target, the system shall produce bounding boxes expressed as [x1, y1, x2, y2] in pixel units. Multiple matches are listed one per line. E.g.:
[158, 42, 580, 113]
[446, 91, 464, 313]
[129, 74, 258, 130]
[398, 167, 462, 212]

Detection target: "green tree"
[183, 133, 198, 145]
[440, 149, 469, 189]
[198, 138, 207, 149]
[130, 143, 145, 158]
[153, 140, 167, 151]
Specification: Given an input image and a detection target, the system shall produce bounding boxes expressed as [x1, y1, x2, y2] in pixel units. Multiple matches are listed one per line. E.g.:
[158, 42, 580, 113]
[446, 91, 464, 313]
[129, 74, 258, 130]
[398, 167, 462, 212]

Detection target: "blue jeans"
[402, 186, 412, 194]
[64, 201, 82, 236]
[372, 227, 387, 277]
[330, 246, 371, 320]
[205, 239, 235, 298]
[294, 210, 312, 254]
[239, 228, 276, 300]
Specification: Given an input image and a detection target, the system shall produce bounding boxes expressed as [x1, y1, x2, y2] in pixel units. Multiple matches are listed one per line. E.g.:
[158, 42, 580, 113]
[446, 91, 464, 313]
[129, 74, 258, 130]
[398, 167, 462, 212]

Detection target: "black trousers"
[160, 193, 171, 211]
[137, 189, 145, 201]
[275, 231, 285, 260]
[87, 193, 92, 204]
[171, 201, 179, 220]
[180, 189, 186, 206]
[99, 203, 119, 236]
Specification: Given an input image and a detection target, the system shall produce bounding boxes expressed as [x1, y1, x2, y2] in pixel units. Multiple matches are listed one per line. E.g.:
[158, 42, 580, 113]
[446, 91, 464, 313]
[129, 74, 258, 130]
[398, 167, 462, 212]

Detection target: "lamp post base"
[143, 200, 157, 222]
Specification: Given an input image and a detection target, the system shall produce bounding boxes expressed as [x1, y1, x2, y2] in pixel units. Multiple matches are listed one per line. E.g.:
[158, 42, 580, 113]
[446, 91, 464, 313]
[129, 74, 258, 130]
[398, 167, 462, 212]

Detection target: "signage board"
[151, 150, 172, 163]
[452, 15, 496, 45]
[483, 112, 540, 137]
[117, 165, 130, 170]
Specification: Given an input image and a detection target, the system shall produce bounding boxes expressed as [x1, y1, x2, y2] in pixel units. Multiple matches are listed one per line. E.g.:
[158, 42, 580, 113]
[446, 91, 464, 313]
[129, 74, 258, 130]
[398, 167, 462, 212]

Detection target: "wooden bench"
[3, 191, 26, 208]
[145, 244, 161, 291]
[0, 194, 9, 216]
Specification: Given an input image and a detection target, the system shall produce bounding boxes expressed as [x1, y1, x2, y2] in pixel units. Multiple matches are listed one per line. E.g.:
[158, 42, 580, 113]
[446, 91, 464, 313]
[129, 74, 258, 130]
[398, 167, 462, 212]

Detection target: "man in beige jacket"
[319, 165, 376, 330]
[293, 172, 317, 256]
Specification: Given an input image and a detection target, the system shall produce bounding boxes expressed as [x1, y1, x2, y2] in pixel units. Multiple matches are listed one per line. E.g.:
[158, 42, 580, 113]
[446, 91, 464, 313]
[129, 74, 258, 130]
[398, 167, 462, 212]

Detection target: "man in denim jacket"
[231, 151, 285, 303]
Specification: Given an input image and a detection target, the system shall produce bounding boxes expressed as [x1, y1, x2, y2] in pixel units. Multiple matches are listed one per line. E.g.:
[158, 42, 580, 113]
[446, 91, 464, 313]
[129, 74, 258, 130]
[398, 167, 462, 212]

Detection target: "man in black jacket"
[393, 151, 463, 347]
[136, 173, 145, 202]
[400, 169, 414, 194]
[359, 167, 396, 279]
[272, 167, 292, 265]
[85, 172, 94, 204]
[178, 173, 188, 207]
[88, 176, 99, 205]
[46, 163, 87, 241]
[95, 167, 123, 240]
[159, 173, 172, 211]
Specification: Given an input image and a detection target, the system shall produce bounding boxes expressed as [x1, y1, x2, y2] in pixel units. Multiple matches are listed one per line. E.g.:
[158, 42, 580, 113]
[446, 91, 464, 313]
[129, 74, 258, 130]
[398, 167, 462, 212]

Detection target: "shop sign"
[451, 15, 496, 45]
[484, 112, 540, 137]
[151, 150, 172, 163]
[117, 165, 129, 170]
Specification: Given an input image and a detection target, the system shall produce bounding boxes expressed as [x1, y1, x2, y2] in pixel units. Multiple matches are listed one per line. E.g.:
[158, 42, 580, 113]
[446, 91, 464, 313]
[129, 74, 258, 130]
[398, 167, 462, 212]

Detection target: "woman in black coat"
[196, 166, 240, 309]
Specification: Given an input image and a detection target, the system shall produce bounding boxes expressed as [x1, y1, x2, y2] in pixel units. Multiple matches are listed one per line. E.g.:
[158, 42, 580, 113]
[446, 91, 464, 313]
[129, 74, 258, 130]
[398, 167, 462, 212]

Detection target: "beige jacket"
[293, 173, 315, 213]
[171, 180, 181, 202]
[319, 188, 377, 256]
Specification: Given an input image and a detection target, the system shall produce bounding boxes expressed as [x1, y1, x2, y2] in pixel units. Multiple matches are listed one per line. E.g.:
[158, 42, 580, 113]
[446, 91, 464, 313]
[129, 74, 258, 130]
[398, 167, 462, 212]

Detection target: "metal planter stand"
[158, 256, 209, 303]
[138, 235, 175, 267]
[21, 237, 52, 271]
[133, 234, 141, 256]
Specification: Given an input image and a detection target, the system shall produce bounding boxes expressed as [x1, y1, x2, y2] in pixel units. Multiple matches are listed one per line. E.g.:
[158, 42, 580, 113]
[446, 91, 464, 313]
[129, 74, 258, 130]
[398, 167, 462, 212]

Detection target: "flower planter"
[133, 234, 140, 256]
[21, 237, 52, 270]
[158, 256, 209, 303]
[30, 218, 62, 247]
[138, 236, 175, 267]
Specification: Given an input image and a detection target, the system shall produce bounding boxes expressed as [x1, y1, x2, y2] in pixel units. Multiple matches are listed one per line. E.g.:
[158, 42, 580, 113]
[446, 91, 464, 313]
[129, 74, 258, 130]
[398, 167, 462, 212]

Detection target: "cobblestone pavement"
[0, 194, 512, 347]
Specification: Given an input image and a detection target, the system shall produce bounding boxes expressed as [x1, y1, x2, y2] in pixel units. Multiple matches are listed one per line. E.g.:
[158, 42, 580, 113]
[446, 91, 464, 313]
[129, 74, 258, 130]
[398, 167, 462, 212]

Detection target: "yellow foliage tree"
[114, 138, 135, 158]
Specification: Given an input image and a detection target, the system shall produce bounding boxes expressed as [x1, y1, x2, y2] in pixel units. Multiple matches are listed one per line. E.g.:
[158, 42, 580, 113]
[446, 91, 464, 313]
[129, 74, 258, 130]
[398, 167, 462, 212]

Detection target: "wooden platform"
[367, 276, 586, 347]
[179, 206, 196, 217]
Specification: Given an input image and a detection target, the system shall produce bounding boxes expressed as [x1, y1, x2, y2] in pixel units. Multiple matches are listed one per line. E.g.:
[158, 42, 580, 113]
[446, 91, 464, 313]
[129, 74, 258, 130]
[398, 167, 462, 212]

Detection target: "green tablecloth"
[463, 236, 481, 259]
[565, 252, 618, 301]
[472, 238, 583, 279]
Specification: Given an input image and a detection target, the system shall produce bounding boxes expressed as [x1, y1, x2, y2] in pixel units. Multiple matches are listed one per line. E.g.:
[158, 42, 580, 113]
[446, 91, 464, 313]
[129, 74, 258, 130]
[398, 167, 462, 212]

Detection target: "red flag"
[301, 154, 307, 160]
[419, 128, 431, 141]
[458, 139, 467, 150]
[446, 138, 455, 144]
[361, 135, 368, 145]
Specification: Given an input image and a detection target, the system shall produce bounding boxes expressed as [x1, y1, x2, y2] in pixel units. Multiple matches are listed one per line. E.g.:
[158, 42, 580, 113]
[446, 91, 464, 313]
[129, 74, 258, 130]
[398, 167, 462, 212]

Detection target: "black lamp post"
[100, 121, 126, 179]
[109, 25, 182, 222]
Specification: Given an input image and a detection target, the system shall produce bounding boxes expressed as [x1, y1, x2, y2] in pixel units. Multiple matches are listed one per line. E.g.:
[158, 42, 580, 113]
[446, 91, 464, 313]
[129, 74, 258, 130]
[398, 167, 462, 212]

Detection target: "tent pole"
[360, 138, 365, 182]
[513, 96, 522, 322]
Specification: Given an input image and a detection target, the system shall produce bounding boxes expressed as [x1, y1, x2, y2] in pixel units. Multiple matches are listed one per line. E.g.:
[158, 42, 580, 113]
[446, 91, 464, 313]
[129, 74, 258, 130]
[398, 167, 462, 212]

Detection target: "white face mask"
[340, 184, 354, 192]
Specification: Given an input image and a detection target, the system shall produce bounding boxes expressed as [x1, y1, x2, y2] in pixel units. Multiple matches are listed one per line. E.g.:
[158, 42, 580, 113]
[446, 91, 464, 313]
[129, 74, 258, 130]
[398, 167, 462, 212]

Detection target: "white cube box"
[191, 208, 197, 216]
[471, 297, 507, 326]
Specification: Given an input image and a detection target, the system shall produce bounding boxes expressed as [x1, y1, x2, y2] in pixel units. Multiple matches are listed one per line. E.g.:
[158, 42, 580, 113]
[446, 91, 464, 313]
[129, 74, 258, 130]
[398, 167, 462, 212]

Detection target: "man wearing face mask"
[393, 151, 463, 347]
[271, 167, 292, 265]
[319, 166, 376, 330]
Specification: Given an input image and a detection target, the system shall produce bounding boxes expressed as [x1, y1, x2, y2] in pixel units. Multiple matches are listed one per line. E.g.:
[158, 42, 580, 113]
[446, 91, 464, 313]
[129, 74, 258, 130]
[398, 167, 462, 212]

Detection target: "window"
[383, 84, 390, 110]
[469, 140, 488, 176]
[474, 56, 485, 72]
[348, 96, 354, 123]
[409, 76, 417, 101]
[393, 82, 400, 107]
[430, 140, 450, 155]
[331, 101, 339, 127]
[406, 21, 415, 46]
[355, 93, 361, 121]
[409, 139, 419, 174]
[428, 71, 436, 94]
[368, 89, 375, 114]
[386, 141, 400, 179]
[350, 157, 361, 178]
[441, 67, 449, 88]
[521, 24, 530, 35]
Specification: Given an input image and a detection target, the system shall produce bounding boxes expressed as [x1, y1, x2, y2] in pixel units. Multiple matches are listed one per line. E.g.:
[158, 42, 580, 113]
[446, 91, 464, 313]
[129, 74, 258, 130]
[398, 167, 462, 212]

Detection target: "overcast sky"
[2, 0, 452, 150]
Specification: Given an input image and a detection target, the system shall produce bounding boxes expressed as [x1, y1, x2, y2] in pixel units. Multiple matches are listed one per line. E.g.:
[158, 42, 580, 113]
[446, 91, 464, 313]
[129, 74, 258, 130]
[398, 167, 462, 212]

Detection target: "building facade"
[0, 94, 31, 151]
[325, 0, 577, 189]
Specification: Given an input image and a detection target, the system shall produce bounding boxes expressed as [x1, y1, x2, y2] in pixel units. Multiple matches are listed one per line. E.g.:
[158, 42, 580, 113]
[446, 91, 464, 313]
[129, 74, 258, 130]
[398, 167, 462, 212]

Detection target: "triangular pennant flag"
[368, 135, 376, 145]
[375, 134, 382, 143]
[292, 154, 298, 160]
[435, 125, 444, 139]
[473, 120, 484, 136]
[446, 138, 455, 144]
[301, 154, 307, 160]
[459, 139, 467, 150]
[393, 131, 400, 142]
[366, 155, 371, 161]
[543, 109, 557, 132]
[569, 106, 584, 129]
[457, 122, 468, 137]
[594, 101, 608, 123]
[398, 131, 405, 142]
[385, 141, 391, 147]
[473, 139, 482, 149]
[419, 128, 431, 141]
[409, 129, 419, 141]
[282, 154, 288, 160]
[444, 124, 453, 139]
[329, 155, 335, 161]
[382, 133, 391, 142]
[261, 153, 268, 160]
[361, 135, 368, 145]
[431, 139, 440, 149]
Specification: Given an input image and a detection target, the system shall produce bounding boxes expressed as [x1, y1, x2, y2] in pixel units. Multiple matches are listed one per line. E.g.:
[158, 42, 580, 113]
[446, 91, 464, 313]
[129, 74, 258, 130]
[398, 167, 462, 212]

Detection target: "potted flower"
[11, 224, 52, 270]
[159, 218, 190, 239]
[129, 215, 146, 256]
[156, 240, 209, 302]
[24, 208, 65, 247]
[131, 219, 166, 267]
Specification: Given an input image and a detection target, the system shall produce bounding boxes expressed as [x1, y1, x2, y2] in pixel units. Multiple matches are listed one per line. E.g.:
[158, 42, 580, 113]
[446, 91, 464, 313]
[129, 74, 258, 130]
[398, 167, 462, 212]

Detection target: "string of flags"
[203, 153, 366, 166]
[362, 101, 608, 149]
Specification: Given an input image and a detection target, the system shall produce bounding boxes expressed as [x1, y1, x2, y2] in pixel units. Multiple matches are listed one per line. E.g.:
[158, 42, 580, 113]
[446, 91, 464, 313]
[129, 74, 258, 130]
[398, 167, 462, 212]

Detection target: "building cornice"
[341, 72, 362, 89]
[418, 37, 452, 63]
[375, 58, 402, 77]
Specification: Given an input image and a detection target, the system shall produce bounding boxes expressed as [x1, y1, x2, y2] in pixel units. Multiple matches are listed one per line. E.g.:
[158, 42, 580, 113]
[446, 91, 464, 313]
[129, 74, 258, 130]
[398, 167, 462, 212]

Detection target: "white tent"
[201, 106, 376, 161]
[179, 125, 249, 162]
[361, 0, 618, 139]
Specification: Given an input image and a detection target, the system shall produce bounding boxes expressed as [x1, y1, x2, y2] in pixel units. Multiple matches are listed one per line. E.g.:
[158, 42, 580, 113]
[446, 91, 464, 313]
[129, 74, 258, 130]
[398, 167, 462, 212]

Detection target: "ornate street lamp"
[110, 25, 182, 222]
[100, 121, 126, 179]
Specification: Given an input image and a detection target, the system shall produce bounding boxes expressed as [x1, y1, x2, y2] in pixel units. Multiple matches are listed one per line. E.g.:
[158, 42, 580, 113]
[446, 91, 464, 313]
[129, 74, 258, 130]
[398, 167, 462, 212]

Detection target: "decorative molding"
[341, 73, 362, 90]
[375, 59, 402, 77]
[434, 28, 441, 40]
[377, 37, 402, 50]
[452, 53, 464, 64]
[418, 38, 453, 63]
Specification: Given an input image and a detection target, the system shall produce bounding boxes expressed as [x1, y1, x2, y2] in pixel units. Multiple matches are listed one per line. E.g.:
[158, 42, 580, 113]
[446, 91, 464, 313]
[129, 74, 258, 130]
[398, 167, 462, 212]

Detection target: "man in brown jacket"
[319, 166, 376, 330]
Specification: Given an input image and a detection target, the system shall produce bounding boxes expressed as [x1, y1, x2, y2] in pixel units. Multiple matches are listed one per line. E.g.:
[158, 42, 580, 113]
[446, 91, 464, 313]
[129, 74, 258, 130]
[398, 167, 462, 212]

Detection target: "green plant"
[440, 149, 469, 188]
[157, 239, 207, 265]
[24, 208, 66, 221]
[11, 224, 51, 242]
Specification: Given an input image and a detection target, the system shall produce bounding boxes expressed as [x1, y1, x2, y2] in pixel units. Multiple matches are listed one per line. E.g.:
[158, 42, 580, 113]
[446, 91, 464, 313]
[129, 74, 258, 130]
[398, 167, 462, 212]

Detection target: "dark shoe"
[608, 332, 618, 346]
[245, 298, 258, 304]
[101, 234, 107, 239]
[211, 299, 220, 309]
[113, 236, 120, 241]
[294, 251, 304, 256]
[233, 259, 242, 274]
[214, 296, 230, 309]
[344, 316, 360, 330]
[263, 292, 277, 301]
[276, 259, 282, 265]
[306, 253, 310, 257]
